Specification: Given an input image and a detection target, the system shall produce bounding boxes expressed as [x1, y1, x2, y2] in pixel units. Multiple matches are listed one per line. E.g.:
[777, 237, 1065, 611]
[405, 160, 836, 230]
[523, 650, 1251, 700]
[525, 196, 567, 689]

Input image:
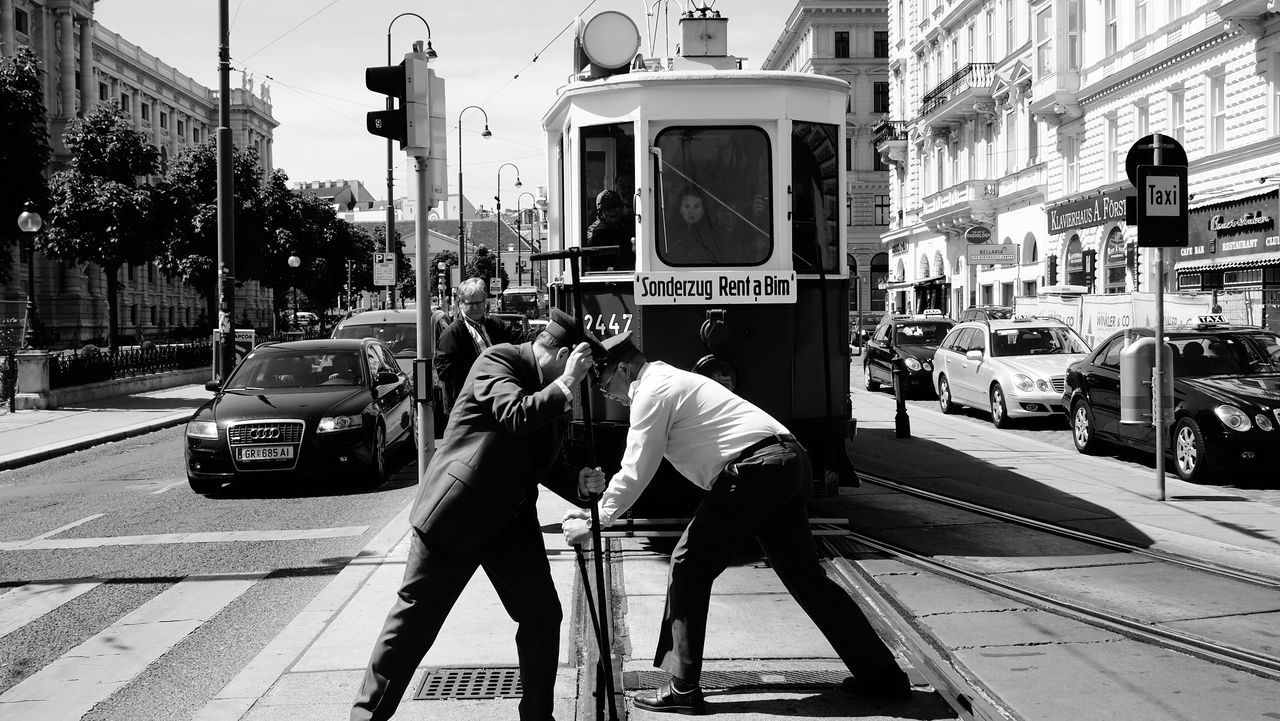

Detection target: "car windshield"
[990, 326, 1089, 357]
[226, 349, 364, 389]
[333, 322, 416, 357]
[1170, 333, 1280, 377]
[894, 322, 951, 345]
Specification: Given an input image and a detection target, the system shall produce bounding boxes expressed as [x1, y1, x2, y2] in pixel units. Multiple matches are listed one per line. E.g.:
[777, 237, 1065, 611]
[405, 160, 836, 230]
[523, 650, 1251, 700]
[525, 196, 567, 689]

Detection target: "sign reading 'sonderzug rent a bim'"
[634, 271, 797, 305]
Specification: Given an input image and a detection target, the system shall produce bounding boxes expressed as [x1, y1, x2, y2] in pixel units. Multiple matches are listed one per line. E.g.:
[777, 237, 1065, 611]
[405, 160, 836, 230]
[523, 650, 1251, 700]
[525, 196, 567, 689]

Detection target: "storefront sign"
[964, 225, 992, 243]
[1180, 190, 1279, 263]
[890, 240, 908, 255]
[966, 244, 1018, 264]
[1046, 190, 1130, 234]
[634, 271, 797, 305]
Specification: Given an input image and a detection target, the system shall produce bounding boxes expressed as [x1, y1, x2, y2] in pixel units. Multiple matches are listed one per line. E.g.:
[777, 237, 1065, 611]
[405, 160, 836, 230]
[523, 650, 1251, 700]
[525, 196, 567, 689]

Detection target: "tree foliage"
[0, 47, 51, 283]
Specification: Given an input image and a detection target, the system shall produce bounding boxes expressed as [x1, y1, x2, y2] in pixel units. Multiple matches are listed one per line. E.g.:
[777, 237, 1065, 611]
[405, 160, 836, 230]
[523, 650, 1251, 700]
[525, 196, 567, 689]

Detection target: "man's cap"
[596, 189, 623, 210]
[598, 330, 637, 366]
[544, 309, 605, 356]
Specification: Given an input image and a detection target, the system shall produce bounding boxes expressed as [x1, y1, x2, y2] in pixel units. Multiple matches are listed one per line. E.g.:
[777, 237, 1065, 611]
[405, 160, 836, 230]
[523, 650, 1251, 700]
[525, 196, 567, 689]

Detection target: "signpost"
[1125, 133, 1188, 502]
[373, 252, 396, 287]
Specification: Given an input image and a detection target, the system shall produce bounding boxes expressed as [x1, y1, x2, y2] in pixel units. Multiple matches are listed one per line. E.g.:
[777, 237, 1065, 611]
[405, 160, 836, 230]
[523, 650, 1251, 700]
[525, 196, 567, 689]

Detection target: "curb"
[0, 411, 195, 472]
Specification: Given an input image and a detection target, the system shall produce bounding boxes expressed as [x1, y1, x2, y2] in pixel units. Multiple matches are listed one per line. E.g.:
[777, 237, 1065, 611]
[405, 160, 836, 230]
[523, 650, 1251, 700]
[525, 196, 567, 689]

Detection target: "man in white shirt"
[564, 332, 911, 713]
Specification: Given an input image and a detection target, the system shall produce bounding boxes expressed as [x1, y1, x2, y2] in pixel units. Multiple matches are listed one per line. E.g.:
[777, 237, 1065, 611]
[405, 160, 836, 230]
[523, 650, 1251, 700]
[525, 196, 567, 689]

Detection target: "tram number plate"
[236, 445, 294, 461]
[583, 313, 633, 337]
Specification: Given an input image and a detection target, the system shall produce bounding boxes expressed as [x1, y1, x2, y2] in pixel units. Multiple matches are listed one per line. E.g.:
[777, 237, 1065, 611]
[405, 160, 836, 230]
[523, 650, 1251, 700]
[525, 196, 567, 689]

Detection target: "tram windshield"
[581, 123, 636, 274]
[653, 126, 771, 267]
[791, 121, 840, 274]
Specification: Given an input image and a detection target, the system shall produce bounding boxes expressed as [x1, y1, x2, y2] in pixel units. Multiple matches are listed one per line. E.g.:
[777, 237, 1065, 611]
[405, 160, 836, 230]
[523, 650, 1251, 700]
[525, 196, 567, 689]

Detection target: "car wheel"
[1173, 417, 1217, 483]
[989, 383, 1011, 429]
[863, 362, 880, 391]
[937, 375, 956, 414]
[361, 425, 387, 489]
[187, 475, 221, 495]
[1071, 400, 1105, 454]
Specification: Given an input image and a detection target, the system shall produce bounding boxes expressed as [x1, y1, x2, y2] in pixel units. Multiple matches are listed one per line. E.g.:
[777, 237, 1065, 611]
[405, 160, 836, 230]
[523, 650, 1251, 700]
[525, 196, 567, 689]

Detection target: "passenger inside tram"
[663, 187, 727, 264]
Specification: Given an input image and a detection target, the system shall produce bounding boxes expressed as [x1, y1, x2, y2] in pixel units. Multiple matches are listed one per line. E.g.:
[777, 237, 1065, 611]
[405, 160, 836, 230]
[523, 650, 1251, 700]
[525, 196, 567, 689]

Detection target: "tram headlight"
[693, 355, 738, 391]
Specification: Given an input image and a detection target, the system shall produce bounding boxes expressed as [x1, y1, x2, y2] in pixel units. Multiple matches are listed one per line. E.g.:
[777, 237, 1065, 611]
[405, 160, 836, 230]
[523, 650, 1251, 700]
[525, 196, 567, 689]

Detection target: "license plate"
[236, 445, 295, 461]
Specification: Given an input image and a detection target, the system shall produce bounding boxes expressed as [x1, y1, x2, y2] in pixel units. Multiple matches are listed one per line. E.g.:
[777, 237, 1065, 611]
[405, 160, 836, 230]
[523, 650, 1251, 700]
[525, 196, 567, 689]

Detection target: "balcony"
[872, 120, 909, 167]
[919, 63, 995, 127]
[1029, 71, 1082, 126]
[921, 179, 998, 236]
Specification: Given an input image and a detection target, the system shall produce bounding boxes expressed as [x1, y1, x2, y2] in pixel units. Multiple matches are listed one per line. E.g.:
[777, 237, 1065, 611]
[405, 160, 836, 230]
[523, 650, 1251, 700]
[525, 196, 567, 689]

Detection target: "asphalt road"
[848, 358, 1280, 507]
[0, 427, 418, 721]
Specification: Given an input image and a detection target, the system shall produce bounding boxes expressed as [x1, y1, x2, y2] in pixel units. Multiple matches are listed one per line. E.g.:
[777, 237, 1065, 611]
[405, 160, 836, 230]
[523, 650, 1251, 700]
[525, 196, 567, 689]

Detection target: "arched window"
[1103, 226, 1126, 294]
[933, 250, 945, 276]
[918, 254, 931, 278]
[1065, 235, 1084, 286]
[1023, 233, 1038, 263]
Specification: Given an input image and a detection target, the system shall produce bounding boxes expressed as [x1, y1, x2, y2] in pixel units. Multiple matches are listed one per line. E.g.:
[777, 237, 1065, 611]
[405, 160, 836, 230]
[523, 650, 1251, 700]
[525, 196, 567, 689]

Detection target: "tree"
[464, 245, 500, 290]
[44, 104, 160, 350]
[0, 47, 51, 285]
[429, 250, 458, 304]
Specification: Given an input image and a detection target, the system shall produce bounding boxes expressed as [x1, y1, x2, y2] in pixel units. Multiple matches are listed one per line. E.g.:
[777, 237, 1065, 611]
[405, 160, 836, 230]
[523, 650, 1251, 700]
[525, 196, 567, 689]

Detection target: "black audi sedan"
[185, 338, 415, 494]
[862, 311, 955, 397]
[1064, 322, 1280, 483]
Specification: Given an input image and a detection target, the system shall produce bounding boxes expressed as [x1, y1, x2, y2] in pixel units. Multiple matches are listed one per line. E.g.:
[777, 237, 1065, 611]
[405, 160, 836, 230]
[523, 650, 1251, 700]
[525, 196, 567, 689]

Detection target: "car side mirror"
[204, 380, 221, 392]
[965, 349, 984, 361]
[375, 371, 401, 386]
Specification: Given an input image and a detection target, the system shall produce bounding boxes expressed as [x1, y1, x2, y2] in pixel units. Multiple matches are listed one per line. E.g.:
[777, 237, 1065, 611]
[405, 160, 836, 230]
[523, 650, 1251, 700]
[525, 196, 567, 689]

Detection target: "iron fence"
[48, 341, 213, 390]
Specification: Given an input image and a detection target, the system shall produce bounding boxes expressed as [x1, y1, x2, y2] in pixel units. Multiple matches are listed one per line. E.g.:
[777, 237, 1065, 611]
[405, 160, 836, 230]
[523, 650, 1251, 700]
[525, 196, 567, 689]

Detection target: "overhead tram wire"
[240, 0, 344, 64]
[476, 0, 602, 108]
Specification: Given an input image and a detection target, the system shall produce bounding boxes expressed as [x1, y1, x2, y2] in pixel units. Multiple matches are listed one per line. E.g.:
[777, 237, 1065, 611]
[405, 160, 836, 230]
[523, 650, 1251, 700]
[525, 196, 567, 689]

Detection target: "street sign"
[373, 252, 396, 287]
[489, 277, 502, 295]
[1136, 164, 1189, 247]
[966, 244, 1018, 264]
[1125, 134, 1187, 188]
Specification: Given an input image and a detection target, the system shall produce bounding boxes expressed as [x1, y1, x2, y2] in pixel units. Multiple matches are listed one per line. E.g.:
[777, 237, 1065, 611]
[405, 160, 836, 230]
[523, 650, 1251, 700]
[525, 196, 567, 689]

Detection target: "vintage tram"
[539, 9, 857, 510]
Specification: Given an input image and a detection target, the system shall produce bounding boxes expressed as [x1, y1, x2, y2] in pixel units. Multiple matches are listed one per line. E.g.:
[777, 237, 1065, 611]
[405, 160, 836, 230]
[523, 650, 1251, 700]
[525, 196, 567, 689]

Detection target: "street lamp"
[516, 191, 537, 286]
[456, 105, 491, 275]
[385, 13, 436, 311]
[437, 260, 448, 309]
[495, 162, 521, 303]
[16, 202, 42, 349]
[287, 254, 302, 330]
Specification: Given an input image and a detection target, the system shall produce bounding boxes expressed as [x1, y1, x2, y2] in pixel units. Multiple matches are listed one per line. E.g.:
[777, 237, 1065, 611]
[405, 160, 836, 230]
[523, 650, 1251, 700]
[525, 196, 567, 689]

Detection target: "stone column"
[59, 9, 74, 118]
[1, 0, 15, 57]
[15, 350, 56, 410]
[78, 17, 94, 114]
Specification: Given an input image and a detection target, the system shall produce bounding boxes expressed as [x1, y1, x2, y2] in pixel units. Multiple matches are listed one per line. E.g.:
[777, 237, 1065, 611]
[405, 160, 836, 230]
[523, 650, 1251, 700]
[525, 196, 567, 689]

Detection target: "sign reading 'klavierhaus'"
[1046, 189, 1131, 234]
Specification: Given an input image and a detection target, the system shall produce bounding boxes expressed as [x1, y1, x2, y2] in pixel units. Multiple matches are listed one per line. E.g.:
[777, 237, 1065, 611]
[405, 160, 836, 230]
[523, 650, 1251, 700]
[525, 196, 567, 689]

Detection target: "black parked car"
[862, 311, 955, 397]
[185, 338, 416, 494]
[957, 305, 1015, 322]
[1064, 323, 1280, 482]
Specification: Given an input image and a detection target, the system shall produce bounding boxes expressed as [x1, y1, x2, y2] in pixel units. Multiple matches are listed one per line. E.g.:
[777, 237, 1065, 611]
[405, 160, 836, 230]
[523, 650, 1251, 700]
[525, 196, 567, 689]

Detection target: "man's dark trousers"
[351, 503, 561, 721]
[653, 439, 898, 682]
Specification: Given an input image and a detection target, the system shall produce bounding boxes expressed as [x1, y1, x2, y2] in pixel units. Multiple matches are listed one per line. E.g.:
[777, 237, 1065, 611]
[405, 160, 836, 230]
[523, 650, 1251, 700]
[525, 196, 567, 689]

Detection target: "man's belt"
[733, 434, 797, 464]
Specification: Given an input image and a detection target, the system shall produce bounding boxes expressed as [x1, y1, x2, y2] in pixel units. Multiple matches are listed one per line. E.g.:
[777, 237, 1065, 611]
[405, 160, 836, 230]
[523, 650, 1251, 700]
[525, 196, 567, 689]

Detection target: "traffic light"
[1081, 249, 1097, 291]
[366, 48, 431, 156]
[1046, 254, 1059, 286]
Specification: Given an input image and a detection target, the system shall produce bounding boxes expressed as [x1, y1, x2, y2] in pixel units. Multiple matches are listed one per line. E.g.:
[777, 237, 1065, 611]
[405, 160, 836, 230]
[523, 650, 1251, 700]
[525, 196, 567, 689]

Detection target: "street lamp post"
[495, 162, 522, 304]
[16, 202, 42, 349]
[437, 261, 448, 309]
[288, 254, 301, 330]
[385, 13, 437, 312]
[456, 105, 491, 275]
[517, 191, 536, 286]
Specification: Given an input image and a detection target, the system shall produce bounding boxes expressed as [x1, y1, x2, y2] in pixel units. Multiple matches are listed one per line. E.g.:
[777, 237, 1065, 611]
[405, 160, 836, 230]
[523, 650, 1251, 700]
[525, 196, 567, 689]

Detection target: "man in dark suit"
[351, 309, 607, 721]
[435, 276, 523, 414]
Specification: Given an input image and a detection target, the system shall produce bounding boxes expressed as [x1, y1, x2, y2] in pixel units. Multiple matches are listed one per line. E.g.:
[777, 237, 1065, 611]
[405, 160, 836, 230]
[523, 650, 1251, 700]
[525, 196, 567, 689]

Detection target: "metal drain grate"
[414, 666, 523, 700]
[625, 668, 846, 691]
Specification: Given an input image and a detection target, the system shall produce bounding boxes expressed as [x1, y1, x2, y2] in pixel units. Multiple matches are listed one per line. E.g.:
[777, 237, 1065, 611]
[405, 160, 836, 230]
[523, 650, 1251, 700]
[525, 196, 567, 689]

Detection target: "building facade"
[763, 0, 893, 319]
[877, 0, 1279, 330]
[1, 0, 278, 346]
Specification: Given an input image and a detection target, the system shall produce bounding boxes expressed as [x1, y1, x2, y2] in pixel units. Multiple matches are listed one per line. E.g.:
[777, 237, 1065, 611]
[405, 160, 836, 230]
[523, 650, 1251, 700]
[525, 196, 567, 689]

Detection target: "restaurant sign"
[1047, 190, 1130, 234]
[1179, 190, 1279, 263]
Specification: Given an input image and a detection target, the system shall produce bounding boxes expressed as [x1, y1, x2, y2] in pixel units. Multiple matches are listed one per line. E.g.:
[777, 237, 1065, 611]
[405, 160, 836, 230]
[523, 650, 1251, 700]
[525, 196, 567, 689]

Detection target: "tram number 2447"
[582, 313, 633, 337]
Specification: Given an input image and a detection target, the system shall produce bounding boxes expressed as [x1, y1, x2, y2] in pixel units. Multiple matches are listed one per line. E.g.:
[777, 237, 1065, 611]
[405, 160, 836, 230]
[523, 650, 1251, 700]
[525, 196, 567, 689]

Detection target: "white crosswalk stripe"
[0, 580, 103, 639]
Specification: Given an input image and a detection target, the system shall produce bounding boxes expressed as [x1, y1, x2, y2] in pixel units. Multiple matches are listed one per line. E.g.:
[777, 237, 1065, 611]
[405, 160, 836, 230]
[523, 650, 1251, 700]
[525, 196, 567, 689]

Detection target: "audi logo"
[247, 427, 282, 441]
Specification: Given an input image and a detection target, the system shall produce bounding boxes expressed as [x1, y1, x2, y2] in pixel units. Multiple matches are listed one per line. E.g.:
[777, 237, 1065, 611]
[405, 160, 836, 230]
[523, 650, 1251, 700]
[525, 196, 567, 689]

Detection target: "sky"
[92, 0, 797, 209]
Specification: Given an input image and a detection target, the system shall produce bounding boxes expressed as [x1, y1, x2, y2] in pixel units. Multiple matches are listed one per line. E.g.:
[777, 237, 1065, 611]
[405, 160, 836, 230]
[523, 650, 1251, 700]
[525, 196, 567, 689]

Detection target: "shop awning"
[1175, 250, 1277, 273]
[879, 274, 946, 291]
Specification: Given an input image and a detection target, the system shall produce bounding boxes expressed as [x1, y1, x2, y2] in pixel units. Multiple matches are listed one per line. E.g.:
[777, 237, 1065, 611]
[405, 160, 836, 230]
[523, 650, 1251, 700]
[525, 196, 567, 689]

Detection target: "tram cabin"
[541, 10, 856, 509]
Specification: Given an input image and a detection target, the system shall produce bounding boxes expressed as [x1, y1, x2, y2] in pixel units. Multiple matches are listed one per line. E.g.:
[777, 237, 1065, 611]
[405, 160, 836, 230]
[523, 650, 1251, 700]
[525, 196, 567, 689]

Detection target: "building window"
[1005, 109, 1017, 174]
[874, 31, 889, 58]
[1104, 228, 1127, 294]
[874, 81, 890, 113]
[121, 93, 131, 113]
[835, 31, 850, 59]
[1036, 7, 1053, 76]
[1005, 0, 1016, 54]
[1106, 116, 1119, 183]
[985, 10, 995, 62]
[1066, 0, 1081, 71]
[99, 82, 108, 103]
[846, 137, 854, 169]
[1136, 103, 1149, 138]
[1136, 0, 1148, 39]
[147, 263, 156, 283]
[1064, 134, 1078, 193]
[149, 306, 158, 325]
[168, 307, 175, 325]
[874, 150, 887, 172]
[950, 36, 960, 73]
[1272, 54, 1280, 136]
[129, 305, 138, 325]
[178, 119, 185, 136]
[193, 127, 201, 143]
[1028, 114, 1039, 165]
[15, 9, 28, 34]
[141, 102, 149, 121]
[1105, 0, 1119, 55]
[874, 195, 890, 226]
[1023, 280, 1037, 297]
[1169, 88, 1185, 143]
[127, 264, 136, 281]
[1168, 0, 1182, 20]
[1208, 74, 1225, 153]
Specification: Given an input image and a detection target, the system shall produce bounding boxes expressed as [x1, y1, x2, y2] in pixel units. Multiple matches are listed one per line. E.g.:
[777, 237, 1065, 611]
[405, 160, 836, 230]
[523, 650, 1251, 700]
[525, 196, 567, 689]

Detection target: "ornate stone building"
[1, 0, 278, 346]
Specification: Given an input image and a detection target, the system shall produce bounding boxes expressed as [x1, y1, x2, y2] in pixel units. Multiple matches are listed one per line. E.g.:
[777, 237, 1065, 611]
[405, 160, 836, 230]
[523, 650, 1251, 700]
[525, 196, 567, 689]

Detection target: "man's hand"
[562, 512, 593, 547]
[578, 467, 606, 498]
[559, 341, 595, 387]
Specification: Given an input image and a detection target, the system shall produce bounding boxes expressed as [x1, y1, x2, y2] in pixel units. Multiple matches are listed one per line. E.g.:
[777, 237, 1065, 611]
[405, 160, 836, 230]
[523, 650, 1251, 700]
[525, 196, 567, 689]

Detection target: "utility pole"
[216, 0, 236, 384]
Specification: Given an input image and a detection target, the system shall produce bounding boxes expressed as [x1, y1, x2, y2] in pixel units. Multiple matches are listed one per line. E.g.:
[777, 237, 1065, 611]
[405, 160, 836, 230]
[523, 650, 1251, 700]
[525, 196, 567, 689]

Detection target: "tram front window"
[792, 121, 839, 274]
[653, 126, 771, 267]
[581, 123, 636, 273]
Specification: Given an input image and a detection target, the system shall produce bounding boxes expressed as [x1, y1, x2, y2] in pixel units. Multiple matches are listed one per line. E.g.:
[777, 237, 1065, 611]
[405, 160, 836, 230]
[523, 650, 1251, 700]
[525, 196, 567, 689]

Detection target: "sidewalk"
[0, 383, 210, 471]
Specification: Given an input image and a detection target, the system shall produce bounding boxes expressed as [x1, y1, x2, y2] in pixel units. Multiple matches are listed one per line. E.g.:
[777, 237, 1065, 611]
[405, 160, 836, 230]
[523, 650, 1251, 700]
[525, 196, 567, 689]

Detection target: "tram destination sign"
[634, 271, 797, 305]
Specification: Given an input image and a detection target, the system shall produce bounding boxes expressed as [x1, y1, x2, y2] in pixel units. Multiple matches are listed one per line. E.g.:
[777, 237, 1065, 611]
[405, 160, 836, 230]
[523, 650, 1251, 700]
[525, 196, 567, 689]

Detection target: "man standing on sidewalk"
[352, 310, 606, 721]
[435, 277, 523, 414]
[563, 332, 911, 714]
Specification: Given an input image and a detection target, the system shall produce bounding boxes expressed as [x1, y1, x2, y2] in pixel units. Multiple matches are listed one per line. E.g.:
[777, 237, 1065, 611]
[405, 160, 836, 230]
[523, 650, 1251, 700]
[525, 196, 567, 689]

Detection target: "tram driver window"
[581, 123, 636, 273]
[792, 121, 840, 274]
[653, 126, 771, 267]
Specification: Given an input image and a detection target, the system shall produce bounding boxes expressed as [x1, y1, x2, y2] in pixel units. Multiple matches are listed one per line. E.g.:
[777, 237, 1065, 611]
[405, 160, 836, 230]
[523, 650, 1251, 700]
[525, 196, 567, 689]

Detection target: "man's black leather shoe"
[633, 681, 705, 714]
[840, 664, 912, 702]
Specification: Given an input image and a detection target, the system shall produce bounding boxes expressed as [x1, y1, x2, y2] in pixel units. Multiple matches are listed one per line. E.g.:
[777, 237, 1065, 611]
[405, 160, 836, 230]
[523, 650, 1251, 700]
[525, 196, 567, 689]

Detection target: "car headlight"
[318, 414, 364, 433]
[1014, 374, 1035, 392]
[1214, 405, 1252, 432]
[1255, 413, 1274, 432]
[1036, 379, 1050, 392]
[903, 357, 922, 372]
[922, 359, 933, 372]
[186, 420, 218, 439]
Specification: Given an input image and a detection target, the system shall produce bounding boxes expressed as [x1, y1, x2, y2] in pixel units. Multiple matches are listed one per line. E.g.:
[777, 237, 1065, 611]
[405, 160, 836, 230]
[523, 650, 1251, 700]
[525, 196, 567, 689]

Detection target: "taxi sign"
[922, 309, 943, 316]
[1196, 315, 1227, 324]
[1136, 165, 1188, 248]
